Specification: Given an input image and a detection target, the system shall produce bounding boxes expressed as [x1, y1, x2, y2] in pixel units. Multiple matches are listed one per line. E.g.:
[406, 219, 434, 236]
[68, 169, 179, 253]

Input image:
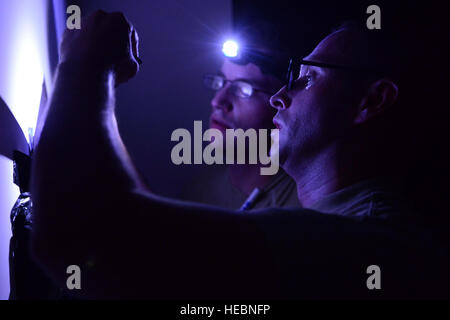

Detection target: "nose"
[211, 86, 233, 112]
[270, 85, 291, 111]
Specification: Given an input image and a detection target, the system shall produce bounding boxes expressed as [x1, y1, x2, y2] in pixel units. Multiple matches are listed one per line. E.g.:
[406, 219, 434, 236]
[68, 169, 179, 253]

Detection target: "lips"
[273, 118, 282, 130]
[210, 116, 232, 131]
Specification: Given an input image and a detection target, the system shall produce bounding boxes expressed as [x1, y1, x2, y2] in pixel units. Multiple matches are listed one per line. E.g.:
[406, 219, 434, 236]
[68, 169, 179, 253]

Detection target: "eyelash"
[304, 75, 312, 85]
[295, 74, 313, 88]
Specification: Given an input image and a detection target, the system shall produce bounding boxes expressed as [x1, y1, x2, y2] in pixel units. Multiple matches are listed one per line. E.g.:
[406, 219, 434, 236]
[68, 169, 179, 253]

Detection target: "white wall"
[0, 0, 54, 300]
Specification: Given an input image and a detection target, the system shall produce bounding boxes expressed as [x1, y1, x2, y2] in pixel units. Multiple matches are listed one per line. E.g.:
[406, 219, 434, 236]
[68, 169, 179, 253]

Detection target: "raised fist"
[59, 10, 140, 84]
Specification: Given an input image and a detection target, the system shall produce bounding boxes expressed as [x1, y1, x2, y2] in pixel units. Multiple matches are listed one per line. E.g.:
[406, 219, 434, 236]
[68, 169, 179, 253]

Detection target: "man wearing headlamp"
[182, 24, 299, 210]
[30, 11, 449, 299]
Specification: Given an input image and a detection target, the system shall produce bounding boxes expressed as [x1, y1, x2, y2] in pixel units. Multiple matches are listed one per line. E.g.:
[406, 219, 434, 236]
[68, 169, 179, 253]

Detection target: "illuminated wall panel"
[0, 0, 58, 299]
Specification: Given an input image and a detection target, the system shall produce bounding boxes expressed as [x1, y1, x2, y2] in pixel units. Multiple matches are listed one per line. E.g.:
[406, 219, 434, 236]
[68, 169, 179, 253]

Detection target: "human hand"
[59, 10, 141, 85]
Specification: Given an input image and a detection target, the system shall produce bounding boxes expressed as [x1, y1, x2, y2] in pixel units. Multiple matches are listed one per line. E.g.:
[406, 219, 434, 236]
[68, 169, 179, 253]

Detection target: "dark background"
[66, 0, 449, 225]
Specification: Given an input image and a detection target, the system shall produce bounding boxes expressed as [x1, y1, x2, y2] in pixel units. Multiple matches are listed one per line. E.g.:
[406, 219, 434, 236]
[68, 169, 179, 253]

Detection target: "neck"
[228, 164, 274, 196]
[288, 143, 373, 208]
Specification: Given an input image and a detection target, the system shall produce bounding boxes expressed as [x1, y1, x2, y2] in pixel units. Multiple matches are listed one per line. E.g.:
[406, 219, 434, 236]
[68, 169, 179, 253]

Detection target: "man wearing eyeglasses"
[268, 22, 409, 218]
[30, 12, 449, 299]
[181, 24, 299, 211]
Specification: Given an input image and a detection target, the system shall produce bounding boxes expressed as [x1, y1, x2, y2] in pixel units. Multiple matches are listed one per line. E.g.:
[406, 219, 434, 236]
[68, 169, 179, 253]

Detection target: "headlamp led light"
[221, 38, 288, 81]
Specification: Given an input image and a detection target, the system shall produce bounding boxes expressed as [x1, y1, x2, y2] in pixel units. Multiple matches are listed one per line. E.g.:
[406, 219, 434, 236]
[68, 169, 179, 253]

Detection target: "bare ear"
[354, 79, 399, 125]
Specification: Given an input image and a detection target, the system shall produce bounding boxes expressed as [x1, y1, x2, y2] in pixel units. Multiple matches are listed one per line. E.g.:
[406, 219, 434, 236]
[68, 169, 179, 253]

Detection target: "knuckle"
[93, 9, 106, 17]
[83, 9, 106, 27]
[110, 12, 132, 32]
[91, 9, 107, 22]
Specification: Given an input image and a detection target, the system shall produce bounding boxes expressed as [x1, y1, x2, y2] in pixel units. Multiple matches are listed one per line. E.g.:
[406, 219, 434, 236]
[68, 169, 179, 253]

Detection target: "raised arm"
[30, 11, 278, 299]
[32, 10, 446, 300]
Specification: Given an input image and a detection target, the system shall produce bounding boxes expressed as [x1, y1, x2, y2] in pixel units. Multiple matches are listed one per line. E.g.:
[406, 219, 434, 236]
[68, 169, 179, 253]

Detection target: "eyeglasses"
[286, 58, 380, 91]
[203, 74, 273, 99]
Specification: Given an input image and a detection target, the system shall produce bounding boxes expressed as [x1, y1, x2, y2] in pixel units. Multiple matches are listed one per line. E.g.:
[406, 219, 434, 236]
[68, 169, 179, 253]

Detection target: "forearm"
[29, 11, 278, 298]
[31, 62, 143, 269]
[31, 79, 277, 296]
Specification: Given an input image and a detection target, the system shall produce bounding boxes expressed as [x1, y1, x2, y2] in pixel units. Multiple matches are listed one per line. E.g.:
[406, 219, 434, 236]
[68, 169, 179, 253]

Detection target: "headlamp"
[222, 40, 239, 58]
[220, 38, 288, 81]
